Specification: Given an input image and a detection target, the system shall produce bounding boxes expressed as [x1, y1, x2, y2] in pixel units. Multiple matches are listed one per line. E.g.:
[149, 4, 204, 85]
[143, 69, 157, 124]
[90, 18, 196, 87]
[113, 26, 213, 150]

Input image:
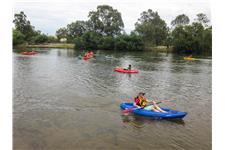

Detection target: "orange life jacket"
[134, 96, 147, 107]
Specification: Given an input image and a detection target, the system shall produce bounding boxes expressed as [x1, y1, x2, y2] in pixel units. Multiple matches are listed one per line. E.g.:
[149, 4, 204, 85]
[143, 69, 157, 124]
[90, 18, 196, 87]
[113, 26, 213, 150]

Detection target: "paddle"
[122, 99, 175, 113]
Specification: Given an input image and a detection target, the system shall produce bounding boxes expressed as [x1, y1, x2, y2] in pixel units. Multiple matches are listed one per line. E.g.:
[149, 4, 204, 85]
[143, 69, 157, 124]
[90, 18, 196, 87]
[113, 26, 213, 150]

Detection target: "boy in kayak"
[133, 92, 167, 113]
[124, 64, 131, 70]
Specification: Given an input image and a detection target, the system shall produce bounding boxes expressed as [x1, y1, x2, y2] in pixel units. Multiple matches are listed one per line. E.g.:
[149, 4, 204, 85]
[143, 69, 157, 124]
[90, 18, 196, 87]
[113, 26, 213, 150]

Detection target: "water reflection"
[120, 112, 185, 128]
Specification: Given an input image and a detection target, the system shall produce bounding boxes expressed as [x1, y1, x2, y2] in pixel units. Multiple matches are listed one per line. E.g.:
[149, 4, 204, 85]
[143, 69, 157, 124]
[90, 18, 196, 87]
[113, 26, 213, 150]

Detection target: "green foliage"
[135, 9, 168, 46]
[13, 11, 35, 42]
[114, 37, 127, 50]
[32, 33, 48, 44]
[74, 37, 85, 50]
[74, 32, 144, 51]
[74, 31, 101, 50]
[114, 34, 144, 51]
[195, 13, 210, 28]
[172, 22, 212, 54]
[13, 29, 25, 45]
[202, 27, 212, 54]
[13, 11, 56, 46]
[98, 36, 115, 50]
[13, 10, 211, 55]
[55, 27, 68, 40]
[47, 36, 58, 43]
[171, 14, 190, 27]
[66, 21, 89, 42]
[88, 5, 124, 36]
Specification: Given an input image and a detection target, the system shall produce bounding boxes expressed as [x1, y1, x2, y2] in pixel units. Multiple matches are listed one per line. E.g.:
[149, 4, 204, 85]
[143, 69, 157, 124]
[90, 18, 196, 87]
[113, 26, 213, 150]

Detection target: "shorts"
[144, 105, 154, 110]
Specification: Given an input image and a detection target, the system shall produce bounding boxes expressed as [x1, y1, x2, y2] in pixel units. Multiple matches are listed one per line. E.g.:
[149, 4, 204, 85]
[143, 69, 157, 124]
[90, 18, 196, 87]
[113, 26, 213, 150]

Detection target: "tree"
[13, 11, 35, 42]
[171, 26, 189, 53]
[114, 34, 144, 51]
[88, 5, 124, 36]
[202, 27, 212, 54]
[171, 14, 190, 27]
[55, 27, 68, 40]
[32, 33, 48, 44]
[13, 29, 25, 46]
[194, 13, 210, 27]
[74, 31, 101, 50]
[135, 9, 168, 46]
[47, 36, 58, 43]
[67, 21, 89, 41]
[165, 30, 173, 48]
[171, 22, 211, 54]
[98, 36, 115, 50]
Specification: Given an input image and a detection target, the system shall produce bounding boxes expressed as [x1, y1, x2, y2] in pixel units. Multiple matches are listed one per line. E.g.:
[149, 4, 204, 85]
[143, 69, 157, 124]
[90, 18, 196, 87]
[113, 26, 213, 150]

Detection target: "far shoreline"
[14, 43, 174, 52]
[26, 43, 75, 49]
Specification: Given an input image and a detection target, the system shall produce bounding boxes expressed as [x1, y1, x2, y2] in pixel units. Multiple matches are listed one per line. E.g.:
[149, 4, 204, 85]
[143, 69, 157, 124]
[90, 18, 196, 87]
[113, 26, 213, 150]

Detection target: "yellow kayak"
[184, 57, 196, 61]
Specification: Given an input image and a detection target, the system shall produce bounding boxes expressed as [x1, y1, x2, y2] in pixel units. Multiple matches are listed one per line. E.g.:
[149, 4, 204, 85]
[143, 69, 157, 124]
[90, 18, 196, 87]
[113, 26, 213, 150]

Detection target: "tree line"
[13, 5, 212, 54]
[13, 11, 57, 46]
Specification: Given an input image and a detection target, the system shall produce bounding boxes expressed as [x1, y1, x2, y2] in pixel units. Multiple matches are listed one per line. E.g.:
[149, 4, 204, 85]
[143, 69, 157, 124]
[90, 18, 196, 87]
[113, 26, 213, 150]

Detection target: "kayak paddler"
[133, 92, 167, 113]
[124, 64, 131, 70]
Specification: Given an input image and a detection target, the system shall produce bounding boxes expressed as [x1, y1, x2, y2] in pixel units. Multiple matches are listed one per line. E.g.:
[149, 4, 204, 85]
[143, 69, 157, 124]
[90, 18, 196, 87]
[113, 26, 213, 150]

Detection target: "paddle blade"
[122, 108, 134, 113]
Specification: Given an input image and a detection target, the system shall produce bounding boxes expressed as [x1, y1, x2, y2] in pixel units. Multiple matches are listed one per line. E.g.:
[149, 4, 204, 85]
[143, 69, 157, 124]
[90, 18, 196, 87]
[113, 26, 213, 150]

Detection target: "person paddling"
[188, 55, 192, 58]
[124, 64, 131, 70]
[133, 92, 167, 113]
[85, 51, 93, 57]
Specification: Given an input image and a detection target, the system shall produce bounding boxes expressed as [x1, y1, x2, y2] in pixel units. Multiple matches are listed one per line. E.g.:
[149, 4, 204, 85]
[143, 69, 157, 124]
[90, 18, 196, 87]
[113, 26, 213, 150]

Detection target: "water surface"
[13, 49, 211, 150]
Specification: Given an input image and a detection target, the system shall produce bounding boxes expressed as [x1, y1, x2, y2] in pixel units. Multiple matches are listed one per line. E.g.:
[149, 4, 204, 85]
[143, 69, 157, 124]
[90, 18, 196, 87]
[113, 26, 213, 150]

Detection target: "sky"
[14, 0, 211, 35]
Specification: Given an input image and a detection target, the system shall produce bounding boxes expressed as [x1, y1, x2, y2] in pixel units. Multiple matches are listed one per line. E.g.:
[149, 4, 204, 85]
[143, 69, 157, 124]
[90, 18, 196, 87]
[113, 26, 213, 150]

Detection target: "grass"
[26, 43, 75, 49]
[145, 45, 174, 53]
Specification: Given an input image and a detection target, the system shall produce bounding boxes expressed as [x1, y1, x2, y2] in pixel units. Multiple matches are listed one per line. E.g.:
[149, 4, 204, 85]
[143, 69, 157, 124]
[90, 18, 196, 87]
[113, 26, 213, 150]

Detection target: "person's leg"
[153, 105, 167, 113]
[144, 105, 154, 111]
[144, 105, 167, 113]
[151, 108, 160, 112]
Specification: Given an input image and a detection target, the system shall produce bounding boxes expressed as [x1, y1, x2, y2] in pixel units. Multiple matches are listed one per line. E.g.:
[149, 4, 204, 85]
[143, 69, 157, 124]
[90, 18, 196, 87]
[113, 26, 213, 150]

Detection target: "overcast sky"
[14, 0, 211, 35]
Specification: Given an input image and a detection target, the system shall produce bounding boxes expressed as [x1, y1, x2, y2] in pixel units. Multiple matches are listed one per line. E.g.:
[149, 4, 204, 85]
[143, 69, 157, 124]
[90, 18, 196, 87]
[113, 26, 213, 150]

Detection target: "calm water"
[13, 49, 211, 150]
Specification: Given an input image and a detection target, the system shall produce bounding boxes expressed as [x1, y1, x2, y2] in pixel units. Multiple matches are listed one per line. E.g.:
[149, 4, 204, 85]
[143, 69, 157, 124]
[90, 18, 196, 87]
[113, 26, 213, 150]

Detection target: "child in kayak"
[133, 92, 167, 113]
[188, 55, 192, 58]
[124, 64, 131, 70]
[84, 51, 93, 57]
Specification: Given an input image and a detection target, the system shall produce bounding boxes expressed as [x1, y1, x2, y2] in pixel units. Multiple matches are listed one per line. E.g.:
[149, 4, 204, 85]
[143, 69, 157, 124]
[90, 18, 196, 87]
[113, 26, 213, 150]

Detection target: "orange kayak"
[114, 67, 139, 73]
[20, 51, 38, 55]
[83, 52, 94, 60]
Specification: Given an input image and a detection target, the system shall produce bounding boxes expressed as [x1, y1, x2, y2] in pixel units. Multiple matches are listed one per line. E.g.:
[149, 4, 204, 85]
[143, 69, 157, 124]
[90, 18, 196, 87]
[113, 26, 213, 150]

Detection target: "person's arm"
[146, 99, 156, 105]
[133, 102, 141, 108]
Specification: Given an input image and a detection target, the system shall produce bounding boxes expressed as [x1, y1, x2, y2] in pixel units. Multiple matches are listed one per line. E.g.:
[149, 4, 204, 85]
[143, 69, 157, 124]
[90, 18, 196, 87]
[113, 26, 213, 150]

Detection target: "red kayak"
[20, 51, 38, 55]
[114, 67, 139, 73]
[83, 52, 94, 60]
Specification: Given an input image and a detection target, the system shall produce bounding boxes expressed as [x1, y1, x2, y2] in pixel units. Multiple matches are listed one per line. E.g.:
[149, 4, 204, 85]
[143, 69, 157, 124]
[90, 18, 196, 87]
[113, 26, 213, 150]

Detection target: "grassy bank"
[25, 43, 75, 49]
[145, 46, 174, 53]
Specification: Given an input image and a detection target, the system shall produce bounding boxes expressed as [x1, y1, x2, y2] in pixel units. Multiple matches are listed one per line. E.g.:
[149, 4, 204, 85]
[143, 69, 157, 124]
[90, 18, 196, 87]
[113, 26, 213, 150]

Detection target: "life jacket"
[134, 96, 147, 107]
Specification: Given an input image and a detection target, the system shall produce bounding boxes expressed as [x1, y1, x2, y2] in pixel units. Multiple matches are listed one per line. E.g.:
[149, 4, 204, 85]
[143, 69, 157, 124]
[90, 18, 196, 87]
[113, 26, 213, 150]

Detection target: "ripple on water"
[13, 50, 211, 150]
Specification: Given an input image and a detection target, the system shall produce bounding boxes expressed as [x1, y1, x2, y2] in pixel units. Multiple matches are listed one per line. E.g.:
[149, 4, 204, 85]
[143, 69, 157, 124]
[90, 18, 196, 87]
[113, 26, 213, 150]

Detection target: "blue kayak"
[120, 102, 187, 119]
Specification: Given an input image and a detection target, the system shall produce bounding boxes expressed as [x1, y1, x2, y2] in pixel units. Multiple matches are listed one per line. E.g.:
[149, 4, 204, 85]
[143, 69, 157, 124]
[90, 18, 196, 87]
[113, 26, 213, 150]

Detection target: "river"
[13, 48, 211, 150]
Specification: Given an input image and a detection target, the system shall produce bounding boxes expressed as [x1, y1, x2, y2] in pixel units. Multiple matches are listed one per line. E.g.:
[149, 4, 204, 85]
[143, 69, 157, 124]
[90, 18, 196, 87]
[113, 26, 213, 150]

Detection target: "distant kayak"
[114, 67, 139, 73]
[83, 55, 93, 60]
[120, 102, 187, 119]
[83, 52, 94, 60]
[20, 51, 38, 55]
[184, 57, 196, 61]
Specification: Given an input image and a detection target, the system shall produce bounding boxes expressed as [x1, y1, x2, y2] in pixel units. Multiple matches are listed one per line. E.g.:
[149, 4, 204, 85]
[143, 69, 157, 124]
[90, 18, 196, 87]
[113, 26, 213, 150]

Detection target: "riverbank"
[26, 43, 75, 49]
[14, 43, 75, 49]
[145, 46, 174, 53]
